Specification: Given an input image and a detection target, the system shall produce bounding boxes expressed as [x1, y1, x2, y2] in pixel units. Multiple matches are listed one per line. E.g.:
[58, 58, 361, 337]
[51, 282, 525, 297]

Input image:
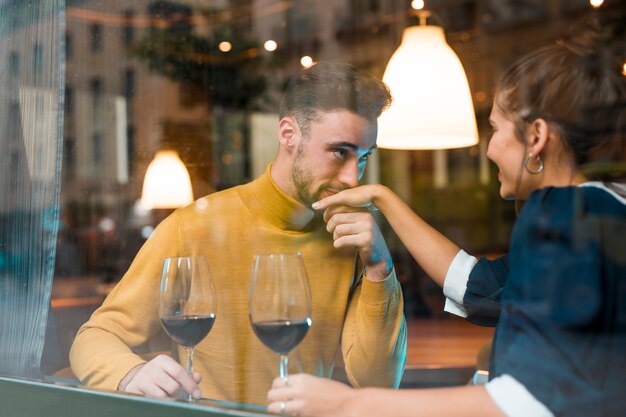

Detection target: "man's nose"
[338, 158, 359, 188]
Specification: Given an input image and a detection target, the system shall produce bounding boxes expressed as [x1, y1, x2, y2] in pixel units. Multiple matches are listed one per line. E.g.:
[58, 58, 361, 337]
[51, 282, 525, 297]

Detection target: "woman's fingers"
[313, 186, 378, 211]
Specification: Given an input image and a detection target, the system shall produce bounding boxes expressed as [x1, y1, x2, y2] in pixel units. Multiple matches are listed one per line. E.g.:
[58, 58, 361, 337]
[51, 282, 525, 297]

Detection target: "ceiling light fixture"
[377, 5, 478, 149]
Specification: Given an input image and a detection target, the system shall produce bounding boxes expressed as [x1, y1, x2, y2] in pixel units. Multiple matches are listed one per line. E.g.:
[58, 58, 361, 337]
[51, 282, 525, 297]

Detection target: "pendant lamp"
[140, 150, 194, 209]
[378, 9, 478, 149]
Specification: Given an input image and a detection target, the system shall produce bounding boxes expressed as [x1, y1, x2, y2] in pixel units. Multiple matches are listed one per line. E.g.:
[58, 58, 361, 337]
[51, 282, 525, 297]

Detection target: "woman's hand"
[312, 184, 385, 212]
[267, 374, 356, 417]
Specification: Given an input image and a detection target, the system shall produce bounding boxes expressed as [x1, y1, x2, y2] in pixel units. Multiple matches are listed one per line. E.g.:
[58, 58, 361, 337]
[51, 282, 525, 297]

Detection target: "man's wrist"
[364, 259, 393, 282]
[360, 266, 400, 306]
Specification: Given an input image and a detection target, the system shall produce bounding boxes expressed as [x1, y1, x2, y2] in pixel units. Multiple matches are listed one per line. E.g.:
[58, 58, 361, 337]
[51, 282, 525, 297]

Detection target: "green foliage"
[131, 26, 267, 109]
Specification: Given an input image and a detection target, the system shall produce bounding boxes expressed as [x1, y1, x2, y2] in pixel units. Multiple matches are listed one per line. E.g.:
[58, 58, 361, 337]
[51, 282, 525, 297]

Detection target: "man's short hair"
[279, 62, 392, 136]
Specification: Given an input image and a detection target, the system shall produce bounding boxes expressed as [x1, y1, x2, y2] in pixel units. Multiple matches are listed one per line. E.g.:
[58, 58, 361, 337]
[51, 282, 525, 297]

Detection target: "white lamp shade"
[378, 25, 479, 149]
[141, 150, 194, 209]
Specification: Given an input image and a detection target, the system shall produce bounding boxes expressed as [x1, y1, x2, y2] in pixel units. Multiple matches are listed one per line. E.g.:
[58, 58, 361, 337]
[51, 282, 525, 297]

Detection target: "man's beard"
[292, 150, 321, 208]
[291, 144, 346, 208]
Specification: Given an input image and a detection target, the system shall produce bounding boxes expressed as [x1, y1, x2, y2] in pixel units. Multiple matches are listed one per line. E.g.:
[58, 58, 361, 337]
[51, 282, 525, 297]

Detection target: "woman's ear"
[278, 117, 298, 150]
[527, 118, 550, 156]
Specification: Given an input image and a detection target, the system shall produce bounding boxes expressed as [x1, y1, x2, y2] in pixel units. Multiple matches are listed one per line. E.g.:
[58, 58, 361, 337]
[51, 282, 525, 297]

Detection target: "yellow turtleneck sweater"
[70, 166, 406, 405]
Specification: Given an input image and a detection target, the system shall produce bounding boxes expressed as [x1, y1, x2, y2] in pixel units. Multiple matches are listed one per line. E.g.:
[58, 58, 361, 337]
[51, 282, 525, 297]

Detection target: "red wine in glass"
[161, 314, 216, 348]
[251, 318, 311, 354]
[160, 256, 216, 401]
[249, 253, 312, 380]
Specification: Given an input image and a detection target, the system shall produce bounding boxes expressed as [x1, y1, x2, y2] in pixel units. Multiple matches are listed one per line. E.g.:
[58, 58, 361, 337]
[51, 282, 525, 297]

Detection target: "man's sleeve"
[340, 267, 407, 388]
[69, 212, 182, 391]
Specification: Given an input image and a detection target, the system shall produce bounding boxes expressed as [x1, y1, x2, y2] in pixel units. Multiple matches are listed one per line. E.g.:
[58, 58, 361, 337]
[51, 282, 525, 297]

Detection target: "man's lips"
[322, 188, 343, 197]
[322, 190, 337, 198]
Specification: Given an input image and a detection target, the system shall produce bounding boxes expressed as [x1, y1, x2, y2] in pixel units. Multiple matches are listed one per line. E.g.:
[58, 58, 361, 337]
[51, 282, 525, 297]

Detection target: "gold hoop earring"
[524, 153, 544, 175]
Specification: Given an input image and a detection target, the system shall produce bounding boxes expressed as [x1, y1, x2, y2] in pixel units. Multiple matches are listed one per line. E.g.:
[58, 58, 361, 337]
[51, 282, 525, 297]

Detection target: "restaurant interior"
[1, 0, 624, 415]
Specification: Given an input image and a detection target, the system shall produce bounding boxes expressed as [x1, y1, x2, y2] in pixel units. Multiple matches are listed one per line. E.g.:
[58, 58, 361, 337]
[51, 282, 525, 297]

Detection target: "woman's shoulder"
[511, 183, 626, 245]
[524, 182, 626, 216]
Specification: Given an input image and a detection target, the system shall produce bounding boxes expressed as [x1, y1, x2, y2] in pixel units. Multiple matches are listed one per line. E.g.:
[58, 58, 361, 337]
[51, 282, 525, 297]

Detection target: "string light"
[300, 55, 314, 68]
[589, 0, 604, 8]
[622, 61, 626, 77]
[218, 41, 232, 52]
[264, 40, 278, 52]
[411, 0, 425, 10]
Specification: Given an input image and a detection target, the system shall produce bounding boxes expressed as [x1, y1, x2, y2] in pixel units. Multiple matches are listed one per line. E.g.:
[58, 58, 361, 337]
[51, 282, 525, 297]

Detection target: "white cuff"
[485, 374, 554, 417]
[442, 250, 477, 318]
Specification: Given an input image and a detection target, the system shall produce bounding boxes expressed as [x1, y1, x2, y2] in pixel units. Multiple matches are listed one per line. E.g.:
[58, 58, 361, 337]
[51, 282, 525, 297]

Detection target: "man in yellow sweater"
[69, 62, 407, 406]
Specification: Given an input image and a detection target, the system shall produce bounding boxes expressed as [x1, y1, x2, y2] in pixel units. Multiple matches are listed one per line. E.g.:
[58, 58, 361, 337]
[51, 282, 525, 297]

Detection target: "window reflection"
[0, 0, 624, 410]
[9, 50, 20, 76]
[89, 23, 103, 52]
[0, 0, 64, 378]
[122, 9, 136, 46]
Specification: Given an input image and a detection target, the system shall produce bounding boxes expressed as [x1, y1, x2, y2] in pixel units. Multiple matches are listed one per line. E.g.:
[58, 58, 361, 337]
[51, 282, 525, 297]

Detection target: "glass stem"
[186, 346, 195, 374]
[279, 353, 289, 381]
[184, 346, 195, 402]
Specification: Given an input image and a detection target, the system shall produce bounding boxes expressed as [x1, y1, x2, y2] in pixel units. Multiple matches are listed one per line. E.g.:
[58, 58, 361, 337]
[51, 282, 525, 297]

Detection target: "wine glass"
[159, 256, 216, 400]
[248, 253, 312, 382]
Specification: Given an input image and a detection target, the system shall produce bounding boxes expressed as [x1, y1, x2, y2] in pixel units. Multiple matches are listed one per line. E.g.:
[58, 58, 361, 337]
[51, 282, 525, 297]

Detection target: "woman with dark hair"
[266, 31, 626, 417]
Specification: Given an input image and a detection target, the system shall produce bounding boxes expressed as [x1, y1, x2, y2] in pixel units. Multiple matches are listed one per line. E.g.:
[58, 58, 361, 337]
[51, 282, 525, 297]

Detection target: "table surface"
[0, 376, 271, 417]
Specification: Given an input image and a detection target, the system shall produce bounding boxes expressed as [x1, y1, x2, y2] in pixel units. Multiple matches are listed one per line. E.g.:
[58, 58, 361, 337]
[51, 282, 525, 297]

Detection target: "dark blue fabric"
[464, 255, 509, 326]
[463, 186, 626, 416]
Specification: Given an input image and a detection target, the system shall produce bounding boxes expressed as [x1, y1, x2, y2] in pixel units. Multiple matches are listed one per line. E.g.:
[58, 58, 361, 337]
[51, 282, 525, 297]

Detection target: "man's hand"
[118, 354, 202, 399]
[321, 204, 392, 282]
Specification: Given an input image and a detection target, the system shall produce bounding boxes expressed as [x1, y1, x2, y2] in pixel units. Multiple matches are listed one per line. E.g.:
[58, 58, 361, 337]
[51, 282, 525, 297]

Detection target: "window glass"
[89, 23, 102, 51]
[0, 0, 624, 413]
[0, 0, 64, 378]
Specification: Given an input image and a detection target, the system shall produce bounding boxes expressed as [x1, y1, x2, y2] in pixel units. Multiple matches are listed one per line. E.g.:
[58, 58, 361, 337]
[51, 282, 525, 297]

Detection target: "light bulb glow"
[622, 62, 626, 77]
[141, 150, 194, 209]
[589, 0, 604, 7]
[300, 55, 313, 68]
[218, 41, 232, 52]
[264, 40, 278, 52]
[378, 26, 478, 149]
[411, 0, 425, 10]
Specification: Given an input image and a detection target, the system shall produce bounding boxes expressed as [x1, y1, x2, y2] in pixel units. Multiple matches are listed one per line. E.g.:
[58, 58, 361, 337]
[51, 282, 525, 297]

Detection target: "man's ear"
[527, 118, 550, 156]
[278, 117, 298, 150]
